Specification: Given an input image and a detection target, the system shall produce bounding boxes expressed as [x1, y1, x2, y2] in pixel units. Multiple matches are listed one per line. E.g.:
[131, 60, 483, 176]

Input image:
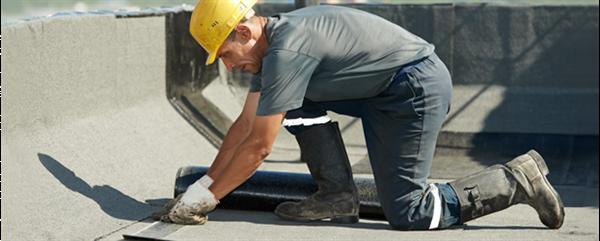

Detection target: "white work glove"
[158, 175, 219, 225]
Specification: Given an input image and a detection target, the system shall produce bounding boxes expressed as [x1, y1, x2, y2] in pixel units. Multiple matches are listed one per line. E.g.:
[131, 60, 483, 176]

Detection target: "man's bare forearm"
[206, 117, 252, 180]
[208, 137, 268, 199]
[208, 113, 284, 200]
[207, 92, 259, 180]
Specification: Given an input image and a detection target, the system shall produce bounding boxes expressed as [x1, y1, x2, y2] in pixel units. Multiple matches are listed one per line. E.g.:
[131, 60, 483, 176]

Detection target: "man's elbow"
[245, 139, 271, 165]
[233, 116, 253, 136]
[254, 144, 271, 162]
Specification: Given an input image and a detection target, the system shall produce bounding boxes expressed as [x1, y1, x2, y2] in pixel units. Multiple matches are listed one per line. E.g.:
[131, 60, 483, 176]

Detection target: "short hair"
[226, 9, 255, 41]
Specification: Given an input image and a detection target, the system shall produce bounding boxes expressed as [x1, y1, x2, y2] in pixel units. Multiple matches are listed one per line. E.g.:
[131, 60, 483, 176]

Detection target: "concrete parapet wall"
[4, 15, 165, 129]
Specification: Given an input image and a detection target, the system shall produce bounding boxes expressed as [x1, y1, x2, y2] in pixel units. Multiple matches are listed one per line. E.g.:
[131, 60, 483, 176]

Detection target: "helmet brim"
[205, 51, 218, 65]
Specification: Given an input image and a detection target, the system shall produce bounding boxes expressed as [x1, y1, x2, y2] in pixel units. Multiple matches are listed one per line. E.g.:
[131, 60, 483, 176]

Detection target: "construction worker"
[155, 0, 565, 230]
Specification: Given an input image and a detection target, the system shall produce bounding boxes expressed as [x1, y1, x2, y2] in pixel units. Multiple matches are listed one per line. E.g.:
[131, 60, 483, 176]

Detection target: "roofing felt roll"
[174, 166, 385, 220]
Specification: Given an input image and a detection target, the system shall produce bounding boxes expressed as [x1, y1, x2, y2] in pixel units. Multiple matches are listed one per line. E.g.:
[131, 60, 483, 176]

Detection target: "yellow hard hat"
[190, 0, 257, 65]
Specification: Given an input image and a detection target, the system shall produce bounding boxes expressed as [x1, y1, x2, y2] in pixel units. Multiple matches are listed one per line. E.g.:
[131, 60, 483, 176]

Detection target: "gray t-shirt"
[251, 5, 434, 116]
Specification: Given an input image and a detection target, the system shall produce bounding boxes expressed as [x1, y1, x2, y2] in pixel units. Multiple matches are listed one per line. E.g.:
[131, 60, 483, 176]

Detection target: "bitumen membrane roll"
[174, 166, 385, 220]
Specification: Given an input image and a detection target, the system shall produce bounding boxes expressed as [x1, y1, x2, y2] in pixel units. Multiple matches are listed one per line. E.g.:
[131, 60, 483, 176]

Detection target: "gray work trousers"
[283, 53, 460, 229]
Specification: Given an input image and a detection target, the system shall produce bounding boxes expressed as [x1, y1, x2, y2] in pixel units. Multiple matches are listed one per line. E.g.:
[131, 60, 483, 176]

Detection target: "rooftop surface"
[2, 4, 598, 241]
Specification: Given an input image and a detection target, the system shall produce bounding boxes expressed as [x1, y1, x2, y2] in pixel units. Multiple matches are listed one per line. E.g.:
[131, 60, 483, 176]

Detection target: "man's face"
[217, 30, 262, 74]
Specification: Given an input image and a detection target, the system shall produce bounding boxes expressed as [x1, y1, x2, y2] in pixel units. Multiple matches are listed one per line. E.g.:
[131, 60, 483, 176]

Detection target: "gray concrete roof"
[2, 7, 598, 241]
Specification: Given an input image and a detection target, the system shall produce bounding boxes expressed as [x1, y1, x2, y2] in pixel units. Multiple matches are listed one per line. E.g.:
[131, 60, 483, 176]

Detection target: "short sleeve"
[256, 50, 320, 116]
[249, 74, 262, 92]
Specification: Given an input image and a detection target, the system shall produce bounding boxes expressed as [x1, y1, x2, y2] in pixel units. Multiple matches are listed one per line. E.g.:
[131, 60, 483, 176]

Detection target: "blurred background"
[2, 0, 597, 24]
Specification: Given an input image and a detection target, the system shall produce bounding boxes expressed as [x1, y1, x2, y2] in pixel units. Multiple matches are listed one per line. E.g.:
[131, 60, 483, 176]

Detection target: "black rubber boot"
[449, 150, 565, 229]
[275, 122, 359, 223]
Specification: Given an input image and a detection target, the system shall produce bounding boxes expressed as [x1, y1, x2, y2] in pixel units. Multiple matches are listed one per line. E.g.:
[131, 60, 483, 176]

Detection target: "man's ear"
[235, 24, 252, 42]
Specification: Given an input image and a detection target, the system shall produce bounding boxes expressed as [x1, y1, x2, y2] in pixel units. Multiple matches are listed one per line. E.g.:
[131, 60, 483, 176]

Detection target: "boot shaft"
[449, 164, 520, 223]
[295, 122, 358, 197]
[449, 150, 564, 229]
[274, 122, 359, 223]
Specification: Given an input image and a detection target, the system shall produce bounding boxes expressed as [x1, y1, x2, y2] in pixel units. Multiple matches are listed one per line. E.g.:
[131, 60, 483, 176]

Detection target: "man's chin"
[246, 68, 260, 75]
[244, 64, 260, 74]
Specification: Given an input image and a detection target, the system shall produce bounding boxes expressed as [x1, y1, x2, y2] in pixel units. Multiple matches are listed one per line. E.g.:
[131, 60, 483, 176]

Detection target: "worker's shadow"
[38, 153, 167, 222]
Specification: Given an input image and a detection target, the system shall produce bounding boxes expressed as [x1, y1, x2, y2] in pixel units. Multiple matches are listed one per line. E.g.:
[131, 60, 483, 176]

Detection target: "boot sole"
[275, 211, 359, 224]
[526, 150, 565, 229]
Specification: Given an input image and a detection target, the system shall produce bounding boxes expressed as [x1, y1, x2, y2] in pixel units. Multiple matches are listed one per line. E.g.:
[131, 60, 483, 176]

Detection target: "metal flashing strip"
[123, 221, 184, 241]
